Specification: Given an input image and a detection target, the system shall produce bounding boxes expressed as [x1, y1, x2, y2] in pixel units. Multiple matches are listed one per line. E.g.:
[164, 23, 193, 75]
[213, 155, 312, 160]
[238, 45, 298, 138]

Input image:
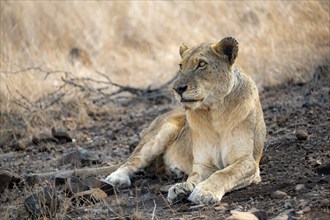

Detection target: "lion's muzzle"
[173, 85, 188, 96]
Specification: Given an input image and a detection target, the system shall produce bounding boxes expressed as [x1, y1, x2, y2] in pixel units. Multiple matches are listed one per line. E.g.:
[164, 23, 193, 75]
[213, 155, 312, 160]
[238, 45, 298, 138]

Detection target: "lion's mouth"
[181, 98, 202, 103]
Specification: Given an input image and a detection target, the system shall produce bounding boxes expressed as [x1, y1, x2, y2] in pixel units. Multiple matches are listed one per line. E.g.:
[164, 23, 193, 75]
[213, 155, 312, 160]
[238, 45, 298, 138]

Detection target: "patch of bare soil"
[1, 65, 329, 219]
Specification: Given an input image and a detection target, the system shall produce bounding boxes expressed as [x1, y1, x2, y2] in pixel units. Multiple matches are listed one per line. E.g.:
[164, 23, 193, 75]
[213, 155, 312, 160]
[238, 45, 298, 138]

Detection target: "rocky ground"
[0, 65, 329, 220]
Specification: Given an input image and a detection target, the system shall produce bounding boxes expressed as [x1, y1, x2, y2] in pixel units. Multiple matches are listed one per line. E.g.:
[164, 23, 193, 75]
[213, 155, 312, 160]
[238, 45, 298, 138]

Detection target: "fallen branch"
[26, 164, 122, 180]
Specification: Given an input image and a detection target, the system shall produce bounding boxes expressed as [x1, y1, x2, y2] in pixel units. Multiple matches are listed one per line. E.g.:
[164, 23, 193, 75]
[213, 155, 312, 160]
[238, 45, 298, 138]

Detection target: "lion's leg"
[187, 128, 259, 204]
[167, 162, 217, 204]
[188, 156, 257, 204]
[106, 109, 185, 188]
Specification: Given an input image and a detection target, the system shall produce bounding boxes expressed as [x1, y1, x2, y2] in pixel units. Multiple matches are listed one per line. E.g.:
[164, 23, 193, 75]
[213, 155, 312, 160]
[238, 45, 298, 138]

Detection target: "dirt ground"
[0, 65, 329, 220]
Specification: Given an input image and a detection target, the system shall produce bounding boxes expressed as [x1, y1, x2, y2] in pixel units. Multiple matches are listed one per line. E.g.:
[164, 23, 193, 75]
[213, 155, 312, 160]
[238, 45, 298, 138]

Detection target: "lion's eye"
[197, 61, 207, 69]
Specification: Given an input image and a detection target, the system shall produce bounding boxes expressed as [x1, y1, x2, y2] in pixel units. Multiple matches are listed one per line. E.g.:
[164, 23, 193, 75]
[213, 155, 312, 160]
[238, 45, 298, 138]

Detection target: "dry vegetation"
[1, 2, 329, 89]
[0, 1, 329, 219]
[1, 1, 329, 142]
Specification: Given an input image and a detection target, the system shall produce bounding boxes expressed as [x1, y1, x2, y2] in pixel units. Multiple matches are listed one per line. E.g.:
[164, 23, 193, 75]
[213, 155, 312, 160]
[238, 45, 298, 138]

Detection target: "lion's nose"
[174, 85, 188, 95]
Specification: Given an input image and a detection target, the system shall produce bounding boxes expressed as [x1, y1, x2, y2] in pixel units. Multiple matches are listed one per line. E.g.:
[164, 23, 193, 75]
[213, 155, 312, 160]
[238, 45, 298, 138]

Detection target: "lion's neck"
[186, 69, 251, 133]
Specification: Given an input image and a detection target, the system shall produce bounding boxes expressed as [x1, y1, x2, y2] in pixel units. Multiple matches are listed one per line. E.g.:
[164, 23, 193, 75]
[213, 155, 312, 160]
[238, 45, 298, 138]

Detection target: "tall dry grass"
[0, 1, 329, 143]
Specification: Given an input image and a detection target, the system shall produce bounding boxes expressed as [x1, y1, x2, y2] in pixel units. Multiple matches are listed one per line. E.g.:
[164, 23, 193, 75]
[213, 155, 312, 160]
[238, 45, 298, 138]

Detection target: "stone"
[271, 190, 289, 199]
[225, 210, 259, 220]
[295, 130, 308, 141]
[297, 206, 311, 215]
[260, 154, 270, 164]
[0, 169, 21, 192]
[214, 203, 229, 211]
[64, 176, 89, 194]
[294, 184, 305, 192]
[54, 171, 74, 186]
[32, 132, 58, 145]
[0, 170, 12, 193]
[85, 177, 115, 196]
[252, 210, 268, 220]
[14, 139, 28, 150]
[79, 148, 101, 165]
[51, 127, 72, 143]
[59, 151, 80, 166]
[271, 214, 290, 220]
[24, 175, 41, 187]
[316, 162, 330, 175]
[25, 186, 57, 218]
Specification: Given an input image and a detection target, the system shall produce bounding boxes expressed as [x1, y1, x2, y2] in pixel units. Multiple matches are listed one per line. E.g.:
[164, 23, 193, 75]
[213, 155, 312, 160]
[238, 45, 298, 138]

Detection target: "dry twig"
[26, 164, 122, 180]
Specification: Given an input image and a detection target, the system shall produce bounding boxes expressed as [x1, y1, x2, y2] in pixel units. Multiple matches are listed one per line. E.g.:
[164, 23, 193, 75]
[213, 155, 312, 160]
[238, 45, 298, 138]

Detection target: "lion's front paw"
[167, 182, 195, 204]
[106, 170, 131, 188]
[188, 184, 224, 204]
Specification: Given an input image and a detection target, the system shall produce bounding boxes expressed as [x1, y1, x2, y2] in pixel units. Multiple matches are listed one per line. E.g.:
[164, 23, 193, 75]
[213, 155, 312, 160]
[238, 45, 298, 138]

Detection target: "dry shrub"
[0, 1, 329, 144]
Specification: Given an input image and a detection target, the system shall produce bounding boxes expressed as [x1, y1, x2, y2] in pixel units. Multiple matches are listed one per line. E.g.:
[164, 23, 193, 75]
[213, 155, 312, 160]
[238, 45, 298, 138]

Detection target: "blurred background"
[0, 1, 329, 140]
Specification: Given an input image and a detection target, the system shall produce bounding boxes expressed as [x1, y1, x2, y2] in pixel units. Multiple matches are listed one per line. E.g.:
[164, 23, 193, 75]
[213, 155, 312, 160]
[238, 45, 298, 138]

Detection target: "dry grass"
[0, 1, 329, 142]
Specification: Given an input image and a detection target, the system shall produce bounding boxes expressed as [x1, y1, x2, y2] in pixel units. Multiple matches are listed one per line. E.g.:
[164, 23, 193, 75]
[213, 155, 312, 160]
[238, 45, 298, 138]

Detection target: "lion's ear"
[179, 43, 189, 58]
[212, 37, 238, 65]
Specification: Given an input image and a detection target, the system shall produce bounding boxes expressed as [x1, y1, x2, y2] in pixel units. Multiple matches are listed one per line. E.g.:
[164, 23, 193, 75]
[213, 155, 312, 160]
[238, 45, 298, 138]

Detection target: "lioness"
[106, 37, 266, 204]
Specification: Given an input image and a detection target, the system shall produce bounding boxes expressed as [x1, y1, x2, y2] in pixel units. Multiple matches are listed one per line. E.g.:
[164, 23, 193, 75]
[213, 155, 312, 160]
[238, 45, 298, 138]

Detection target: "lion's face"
[173, 37, 239, 109]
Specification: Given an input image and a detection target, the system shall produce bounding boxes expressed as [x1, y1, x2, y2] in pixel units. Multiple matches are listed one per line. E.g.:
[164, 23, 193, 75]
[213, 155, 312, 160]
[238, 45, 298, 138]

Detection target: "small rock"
[83, 176, 102, 188]
[295, 130, 308, 141]
[51, 127, 72, 143]
[14, 139, 28, 150]
[54, 171, 74, 186]
[85, 178, 115, 196]
[295, 184, 305, 192]
[271, 214, 290, 220]
[298, 199, 310, 208]
[60, 151, 80, 166]
[260, 154, 270, 165]
[281, 208, 294, 215]
[214, 203, 229, 211]
[99, 180, 116, 195]
[0, 169, 21, 192]
[225, 210, 259, 220]
[297, 206, 311, 215]
[32, 132, 58, 145]
[303, 206, 311, 212]
[315, 162, 330, 175]
[79, 148, 101, 165]
[232, 205, 244, 212]
[0, 170, 13, 193]
[24, 175, 41, 187]
[305, 191, 319, 198]
[252, 210, 268, 220]
[25, 186, 57, 218]
[60, 148, 101, 166]
[284, 200, 295, 208]
[64, 176, 89, 194]
[271, 190, 289, 199]
[74, 188, 107, 203]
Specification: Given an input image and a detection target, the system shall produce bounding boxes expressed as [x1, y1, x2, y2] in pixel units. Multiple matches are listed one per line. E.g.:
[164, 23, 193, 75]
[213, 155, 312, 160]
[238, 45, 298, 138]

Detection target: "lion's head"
[173, 37, 239, 109]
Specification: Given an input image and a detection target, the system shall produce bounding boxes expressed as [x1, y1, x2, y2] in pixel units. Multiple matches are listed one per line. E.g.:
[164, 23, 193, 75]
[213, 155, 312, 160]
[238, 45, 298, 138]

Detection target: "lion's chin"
[180, 98, 205, 110]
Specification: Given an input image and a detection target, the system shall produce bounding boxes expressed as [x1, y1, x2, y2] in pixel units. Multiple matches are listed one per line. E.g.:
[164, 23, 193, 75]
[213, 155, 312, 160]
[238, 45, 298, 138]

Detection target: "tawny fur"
[106, 37, 266, 204]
